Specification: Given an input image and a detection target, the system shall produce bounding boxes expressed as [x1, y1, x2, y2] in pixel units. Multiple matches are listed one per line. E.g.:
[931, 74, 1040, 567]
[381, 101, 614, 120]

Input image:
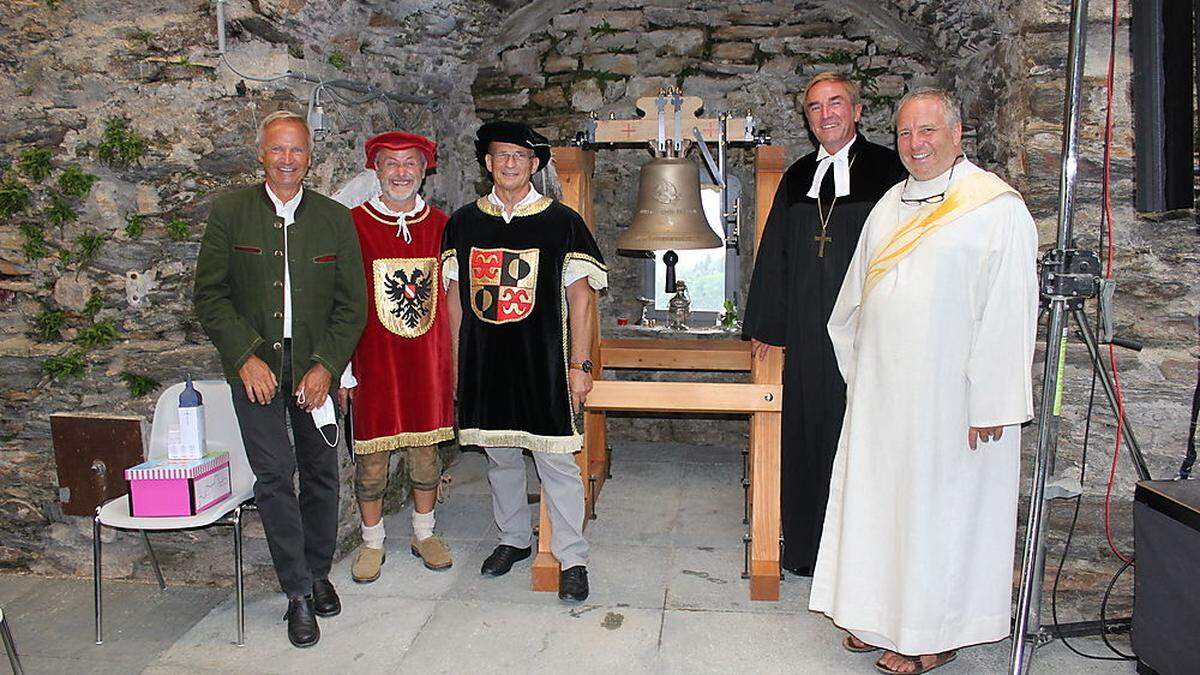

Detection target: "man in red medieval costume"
[337, 131, 455, 582]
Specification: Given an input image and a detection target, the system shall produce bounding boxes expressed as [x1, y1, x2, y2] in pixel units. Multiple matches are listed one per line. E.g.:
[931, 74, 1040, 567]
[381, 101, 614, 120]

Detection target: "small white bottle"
[175, 375, 206, 460]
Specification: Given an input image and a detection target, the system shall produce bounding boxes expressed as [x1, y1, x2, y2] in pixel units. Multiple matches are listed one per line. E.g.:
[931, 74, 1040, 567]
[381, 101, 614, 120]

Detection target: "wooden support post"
[749, 144, 786, 600]
[531, 486, 559, 592]
[531, 147, 599, 592]
[749, 347, 783, 600]
[753, 146, 786, 254]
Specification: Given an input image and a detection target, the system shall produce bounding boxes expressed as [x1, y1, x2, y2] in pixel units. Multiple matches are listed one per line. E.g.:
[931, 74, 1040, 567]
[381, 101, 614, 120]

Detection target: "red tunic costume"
[349, 199, 454, 453]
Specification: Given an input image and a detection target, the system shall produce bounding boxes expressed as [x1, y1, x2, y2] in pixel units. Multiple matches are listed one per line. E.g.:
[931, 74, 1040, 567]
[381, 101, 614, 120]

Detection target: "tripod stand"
[1009, 1, 1152, 672]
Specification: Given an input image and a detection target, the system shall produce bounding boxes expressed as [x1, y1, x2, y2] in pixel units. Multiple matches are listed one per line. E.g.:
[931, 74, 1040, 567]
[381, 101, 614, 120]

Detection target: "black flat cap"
[474, 121, 552, 172]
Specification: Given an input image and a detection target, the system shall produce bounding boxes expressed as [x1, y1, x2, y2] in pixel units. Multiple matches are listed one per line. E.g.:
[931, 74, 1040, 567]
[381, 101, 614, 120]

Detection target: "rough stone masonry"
[0, 1, 1194, 618]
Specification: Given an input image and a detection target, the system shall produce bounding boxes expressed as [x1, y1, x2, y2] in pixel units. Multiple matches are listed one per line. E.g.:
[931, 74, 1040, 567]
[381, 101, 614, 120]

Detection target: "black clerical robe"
[743, 135, 905, 575]
[441, 196, 607, 454]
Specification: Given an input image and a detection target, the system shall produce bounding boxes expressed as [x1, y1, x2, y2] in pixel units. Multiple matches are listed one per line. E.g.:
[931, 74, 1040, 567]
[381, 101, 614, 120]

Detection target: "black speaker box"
[1132, 479, 1200, 674]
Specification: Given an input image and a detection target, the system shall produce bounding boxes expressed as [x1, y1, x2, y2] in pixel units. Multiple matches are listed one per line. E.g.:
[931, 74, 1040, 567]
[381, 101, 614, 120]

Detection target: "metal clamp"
[1038, 248, 1100, 306]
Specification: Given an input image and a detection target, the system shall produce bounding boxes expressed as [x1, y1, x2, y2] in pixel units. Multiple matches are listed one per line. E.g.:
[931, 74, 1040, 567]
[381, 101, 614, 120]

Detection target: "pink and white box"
[125, 452, 232, 517]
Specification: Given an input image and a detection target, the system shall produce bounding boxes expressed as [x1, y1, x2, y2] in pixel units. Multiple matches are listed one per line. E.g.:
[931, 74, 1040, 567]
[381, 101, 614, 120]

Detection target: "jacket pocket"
[313, 253, 337, 263]
[233, 245, 262, 255]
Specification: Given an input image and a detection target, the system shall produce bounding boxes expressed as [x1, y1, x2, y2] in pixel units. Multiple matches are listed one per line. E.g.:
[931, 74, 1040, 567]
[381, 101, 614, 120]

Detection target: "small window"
[640, 177, 743, 325]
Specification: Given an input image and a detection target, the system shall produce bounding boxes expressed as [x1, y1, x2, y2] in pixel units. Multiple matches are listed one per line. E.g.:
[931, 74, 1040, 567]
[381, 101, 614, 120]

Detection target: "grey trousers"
[484, 447, 588, 569]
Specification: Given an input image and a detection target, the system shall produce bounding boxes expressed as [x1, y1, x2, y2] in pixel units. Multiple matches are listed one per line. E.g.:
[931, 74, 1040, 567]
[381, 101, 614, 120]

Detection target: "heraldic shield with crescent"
[470, 247, 539, 324]
[374, 257, 438, 338]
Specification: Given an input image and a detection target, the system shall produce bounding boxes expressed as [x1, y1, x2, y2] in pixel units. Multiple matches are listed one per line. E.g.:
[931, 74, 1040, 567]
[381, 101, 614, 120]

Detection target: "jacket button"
[274, 250, 283, 256]
[274, 222, 283, 229]
[272, 341, 282, 351]
[273, 311, 283, 319]
[273, 280, 283, 288]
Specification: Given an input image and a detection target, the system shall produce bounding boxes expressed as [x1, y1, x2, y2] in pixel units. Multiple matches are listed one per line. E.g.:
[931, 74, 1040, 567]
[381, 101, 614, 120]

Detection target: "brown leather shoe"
[351, 546, 386, 583]
[410, 535, 453, 570]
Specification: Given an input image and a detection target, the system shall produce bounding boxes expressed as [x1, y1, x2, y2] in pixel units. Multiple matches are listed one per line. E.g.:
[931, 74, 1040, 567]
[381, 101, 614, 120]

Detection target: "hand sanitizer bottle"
[176, 375, 206, 460]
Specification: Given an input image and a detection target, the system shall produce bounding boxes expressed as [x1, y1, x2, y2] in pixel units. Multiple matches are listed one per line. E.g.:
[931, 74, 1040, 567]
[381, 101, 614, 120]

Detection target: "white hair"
[255, 110, 312, 148]
[894, 87, 962, 128]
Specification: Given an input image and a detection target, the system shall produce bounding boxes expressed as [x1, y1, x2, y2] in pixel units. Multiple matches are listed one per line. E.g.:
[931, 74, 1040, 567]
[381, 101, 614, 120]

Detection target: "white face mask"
[297, 391, 340, 447]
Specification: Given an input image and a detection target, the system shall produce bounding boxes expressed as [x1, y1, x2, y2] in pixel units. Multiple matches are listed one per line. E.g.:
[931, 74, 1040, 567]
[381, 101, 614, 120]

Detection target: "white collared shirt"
[806, 136, 857, 199]
[369, 193, 426, 243]
[265, 184, 303, 340]
[487, 184, 542, 224]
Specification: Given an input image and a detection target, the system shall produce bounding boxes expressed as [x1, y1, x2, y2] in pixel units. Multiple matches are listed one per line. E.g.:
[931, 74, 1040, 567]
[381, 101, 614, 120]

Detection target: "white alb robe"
[809, 159, 1038, 655]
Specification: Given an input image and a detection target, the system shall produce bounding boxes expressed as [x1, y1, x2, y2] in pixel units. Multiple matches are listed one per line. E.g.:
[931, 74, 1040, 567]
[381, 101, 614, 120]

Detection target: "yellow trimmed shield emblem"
[469, 247, 538, 324]
[374, 257, 438, 338]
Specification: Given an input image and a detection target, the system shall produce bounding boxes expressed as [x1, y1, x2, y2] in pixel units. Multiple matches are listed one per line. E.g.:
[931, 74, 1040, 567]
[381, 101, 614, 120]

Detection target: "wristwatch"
[569, 359, 593, 374]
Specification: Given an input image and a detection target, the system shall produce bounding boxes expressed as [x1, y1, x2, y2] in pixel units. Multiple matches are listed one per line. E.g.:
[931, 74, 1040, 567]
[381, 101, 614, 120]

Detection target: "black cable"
[1099, 559, 1137, 660]
[1049, 335, 1125, 660]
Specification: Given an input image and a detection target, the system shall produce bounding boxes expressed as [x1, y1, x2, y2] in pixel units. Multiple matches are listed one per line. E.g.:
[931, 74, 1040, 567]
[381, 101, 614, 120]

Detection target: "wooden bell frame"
[528, 123, 788, 601]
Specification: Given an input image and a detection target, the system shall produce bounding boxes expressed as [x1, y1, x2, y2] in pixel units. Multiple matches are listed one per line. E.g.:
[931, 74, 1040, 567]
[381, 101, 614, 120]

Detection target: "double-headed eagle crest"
[373, 257, 437, 337]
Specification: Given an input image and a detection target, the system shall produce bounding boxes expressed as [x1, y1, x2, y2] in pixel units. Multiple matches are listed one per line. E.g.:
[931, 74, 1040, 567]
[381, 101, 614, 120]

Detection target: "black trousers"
[230, 342, 339, 598]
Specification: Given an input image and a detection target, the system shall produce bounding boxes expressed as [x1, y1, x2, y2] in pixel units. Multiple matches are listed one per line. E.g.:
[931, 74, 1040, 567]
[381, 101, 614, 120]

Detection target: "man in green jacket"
[194, 110, 366, 648]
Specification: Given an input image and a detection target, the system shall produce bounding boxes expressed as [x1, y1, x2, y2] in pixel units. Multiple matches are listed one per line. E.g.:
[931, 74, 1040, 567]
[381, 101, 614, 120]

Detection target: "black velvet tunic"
[743, 135, 906, 575]
[442, 196, 606, 454]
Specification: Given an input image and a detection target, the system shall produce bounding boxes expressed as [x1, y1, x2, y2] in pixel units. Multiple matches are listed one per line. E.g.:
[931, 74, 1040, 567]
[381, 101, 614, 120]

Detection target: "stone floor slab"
[399, 599, 663, 673]
[666, 545, 810, 614]
[149, 591, 437, 673]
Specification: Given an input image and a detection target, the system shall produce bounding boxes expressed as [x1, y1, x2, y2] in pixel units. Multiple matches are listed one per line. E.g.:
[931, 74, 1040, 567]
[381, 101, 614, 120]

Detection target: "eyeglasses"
[900, 155, 963, 205]
[491, 151, 535, 163]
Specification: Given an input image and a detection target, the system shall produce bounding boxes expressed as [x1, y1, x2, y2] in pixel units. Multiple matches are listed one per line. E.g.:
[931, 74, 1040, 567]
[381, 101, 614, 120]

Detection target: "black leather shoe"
[558, 565, 589, 603]
[285, 596, 320, 648]
[312, 578, 341, 617]
[480, 544, 532, 577]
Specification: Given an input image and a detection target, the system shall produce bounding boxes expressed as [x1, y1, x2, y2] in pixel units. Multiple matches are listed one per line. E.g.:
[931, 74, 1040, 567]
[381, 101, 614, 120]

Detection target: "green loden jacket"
[193, 183, 367, 385]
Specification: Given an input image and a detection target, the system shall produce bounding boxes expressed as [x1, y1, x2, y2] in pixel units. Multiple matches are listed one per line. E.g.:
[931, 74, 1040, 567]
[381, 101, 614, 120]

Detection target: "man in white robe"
[809, 87, 1039, 674]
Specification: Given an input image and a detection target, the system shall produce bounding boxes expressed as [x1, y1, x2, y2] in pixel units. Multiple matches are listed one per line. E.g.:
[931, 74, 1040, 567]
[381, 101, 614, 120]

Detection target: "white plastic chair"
[93, 380, 256, 646]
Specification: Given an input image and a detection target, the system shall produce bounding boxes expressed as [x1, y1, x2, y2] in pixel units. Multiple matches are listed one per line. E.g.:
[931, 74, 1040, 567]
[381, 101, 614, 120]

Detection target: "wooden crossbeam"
[600, 338, 751, 371]
[585, 380, 781, 414]
[590, 95, 754, 145]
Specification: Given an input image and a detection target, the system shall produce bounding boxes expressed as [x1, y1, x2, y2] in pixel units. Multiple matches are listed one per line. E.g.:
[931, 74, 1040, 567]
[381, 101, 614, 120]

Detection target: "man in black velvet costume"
[442, 121, 607, 602]
[743, 72, 906, 576]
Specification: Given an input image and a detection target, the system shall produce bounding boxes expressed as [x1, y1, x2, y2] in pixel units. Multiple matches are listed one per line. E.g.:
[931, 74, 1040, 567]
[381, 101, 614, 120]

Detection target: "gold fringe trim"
[458, 428, 582, 454]
[564, 254, 608, 290]
[354, 427, 455, 455]
[475, 195, 553, 219]
[441, 249, 458, 290]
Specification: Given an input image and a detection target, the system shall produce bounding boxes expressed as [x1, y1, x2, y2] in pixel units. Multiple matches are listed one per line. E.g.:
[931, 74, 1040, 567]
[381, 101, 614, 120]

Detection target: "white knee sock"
[412, 509, 436, 541]
[361, 521, 385, 550]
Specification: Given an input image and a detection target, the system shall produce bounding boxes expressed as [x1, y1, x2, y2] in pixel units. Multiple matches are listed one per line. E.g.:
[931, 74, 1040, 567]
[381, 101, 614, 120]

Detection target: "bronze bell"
[617, 157, 722, 252]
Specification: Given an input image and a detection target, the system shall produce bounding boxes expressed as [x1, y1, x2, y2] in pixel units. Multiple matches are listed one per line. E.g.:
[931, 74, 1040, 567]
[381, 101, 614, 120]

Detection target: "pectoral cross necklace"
[814, 155, 856, 258]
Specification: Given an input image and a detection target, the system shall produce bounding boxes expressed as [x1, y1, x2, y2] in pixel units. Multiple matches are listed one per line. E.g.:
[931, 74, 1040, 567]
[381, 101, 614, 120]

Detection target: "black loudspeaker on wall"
[1131, 0, 1195, 213]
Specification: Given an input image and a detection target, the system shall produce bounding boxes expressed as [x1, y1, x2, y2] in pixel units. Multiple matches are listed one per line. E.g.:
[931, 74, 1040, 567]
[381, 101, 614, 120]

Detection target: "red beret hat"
[364, 131, 437, 170]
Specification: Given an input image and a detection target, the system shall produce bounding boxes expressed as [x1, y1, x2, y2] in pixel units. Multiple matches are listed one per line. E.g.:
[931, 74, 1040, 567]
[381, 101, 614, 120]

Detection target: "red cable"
[1100, 0, 1134, 566]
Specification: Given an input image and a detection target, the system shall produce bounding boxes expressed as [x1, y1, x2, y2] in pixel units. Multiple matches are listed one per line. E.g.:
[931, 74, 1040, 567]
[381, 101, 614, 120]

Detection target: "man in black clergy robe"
[743, 72, 905, 576]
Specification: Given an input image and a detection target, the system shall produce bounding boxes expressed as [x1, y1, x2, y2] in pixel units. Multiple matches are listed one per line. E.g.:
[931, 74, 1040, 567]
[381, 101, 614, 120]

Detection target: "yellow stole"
[863, 171, 1018, 297]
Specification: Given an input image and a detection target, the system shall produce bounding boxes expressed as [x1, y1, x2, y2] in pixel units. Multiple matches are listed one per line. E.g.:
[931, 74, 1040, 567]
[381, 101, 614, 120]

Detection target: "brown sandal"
[843, 635, 880, 653]
[873, 650, 958, 674]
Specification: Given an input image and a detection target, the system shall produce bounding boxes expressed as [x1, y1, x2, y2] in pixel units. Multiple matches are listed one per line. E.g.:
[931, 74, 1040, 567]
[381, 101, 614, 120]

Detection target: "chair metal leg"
[93, 512, 103, 645]
[141, 531, 166, 590]
[233, 506, 245, 647]
[0, 612, 24, 675]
